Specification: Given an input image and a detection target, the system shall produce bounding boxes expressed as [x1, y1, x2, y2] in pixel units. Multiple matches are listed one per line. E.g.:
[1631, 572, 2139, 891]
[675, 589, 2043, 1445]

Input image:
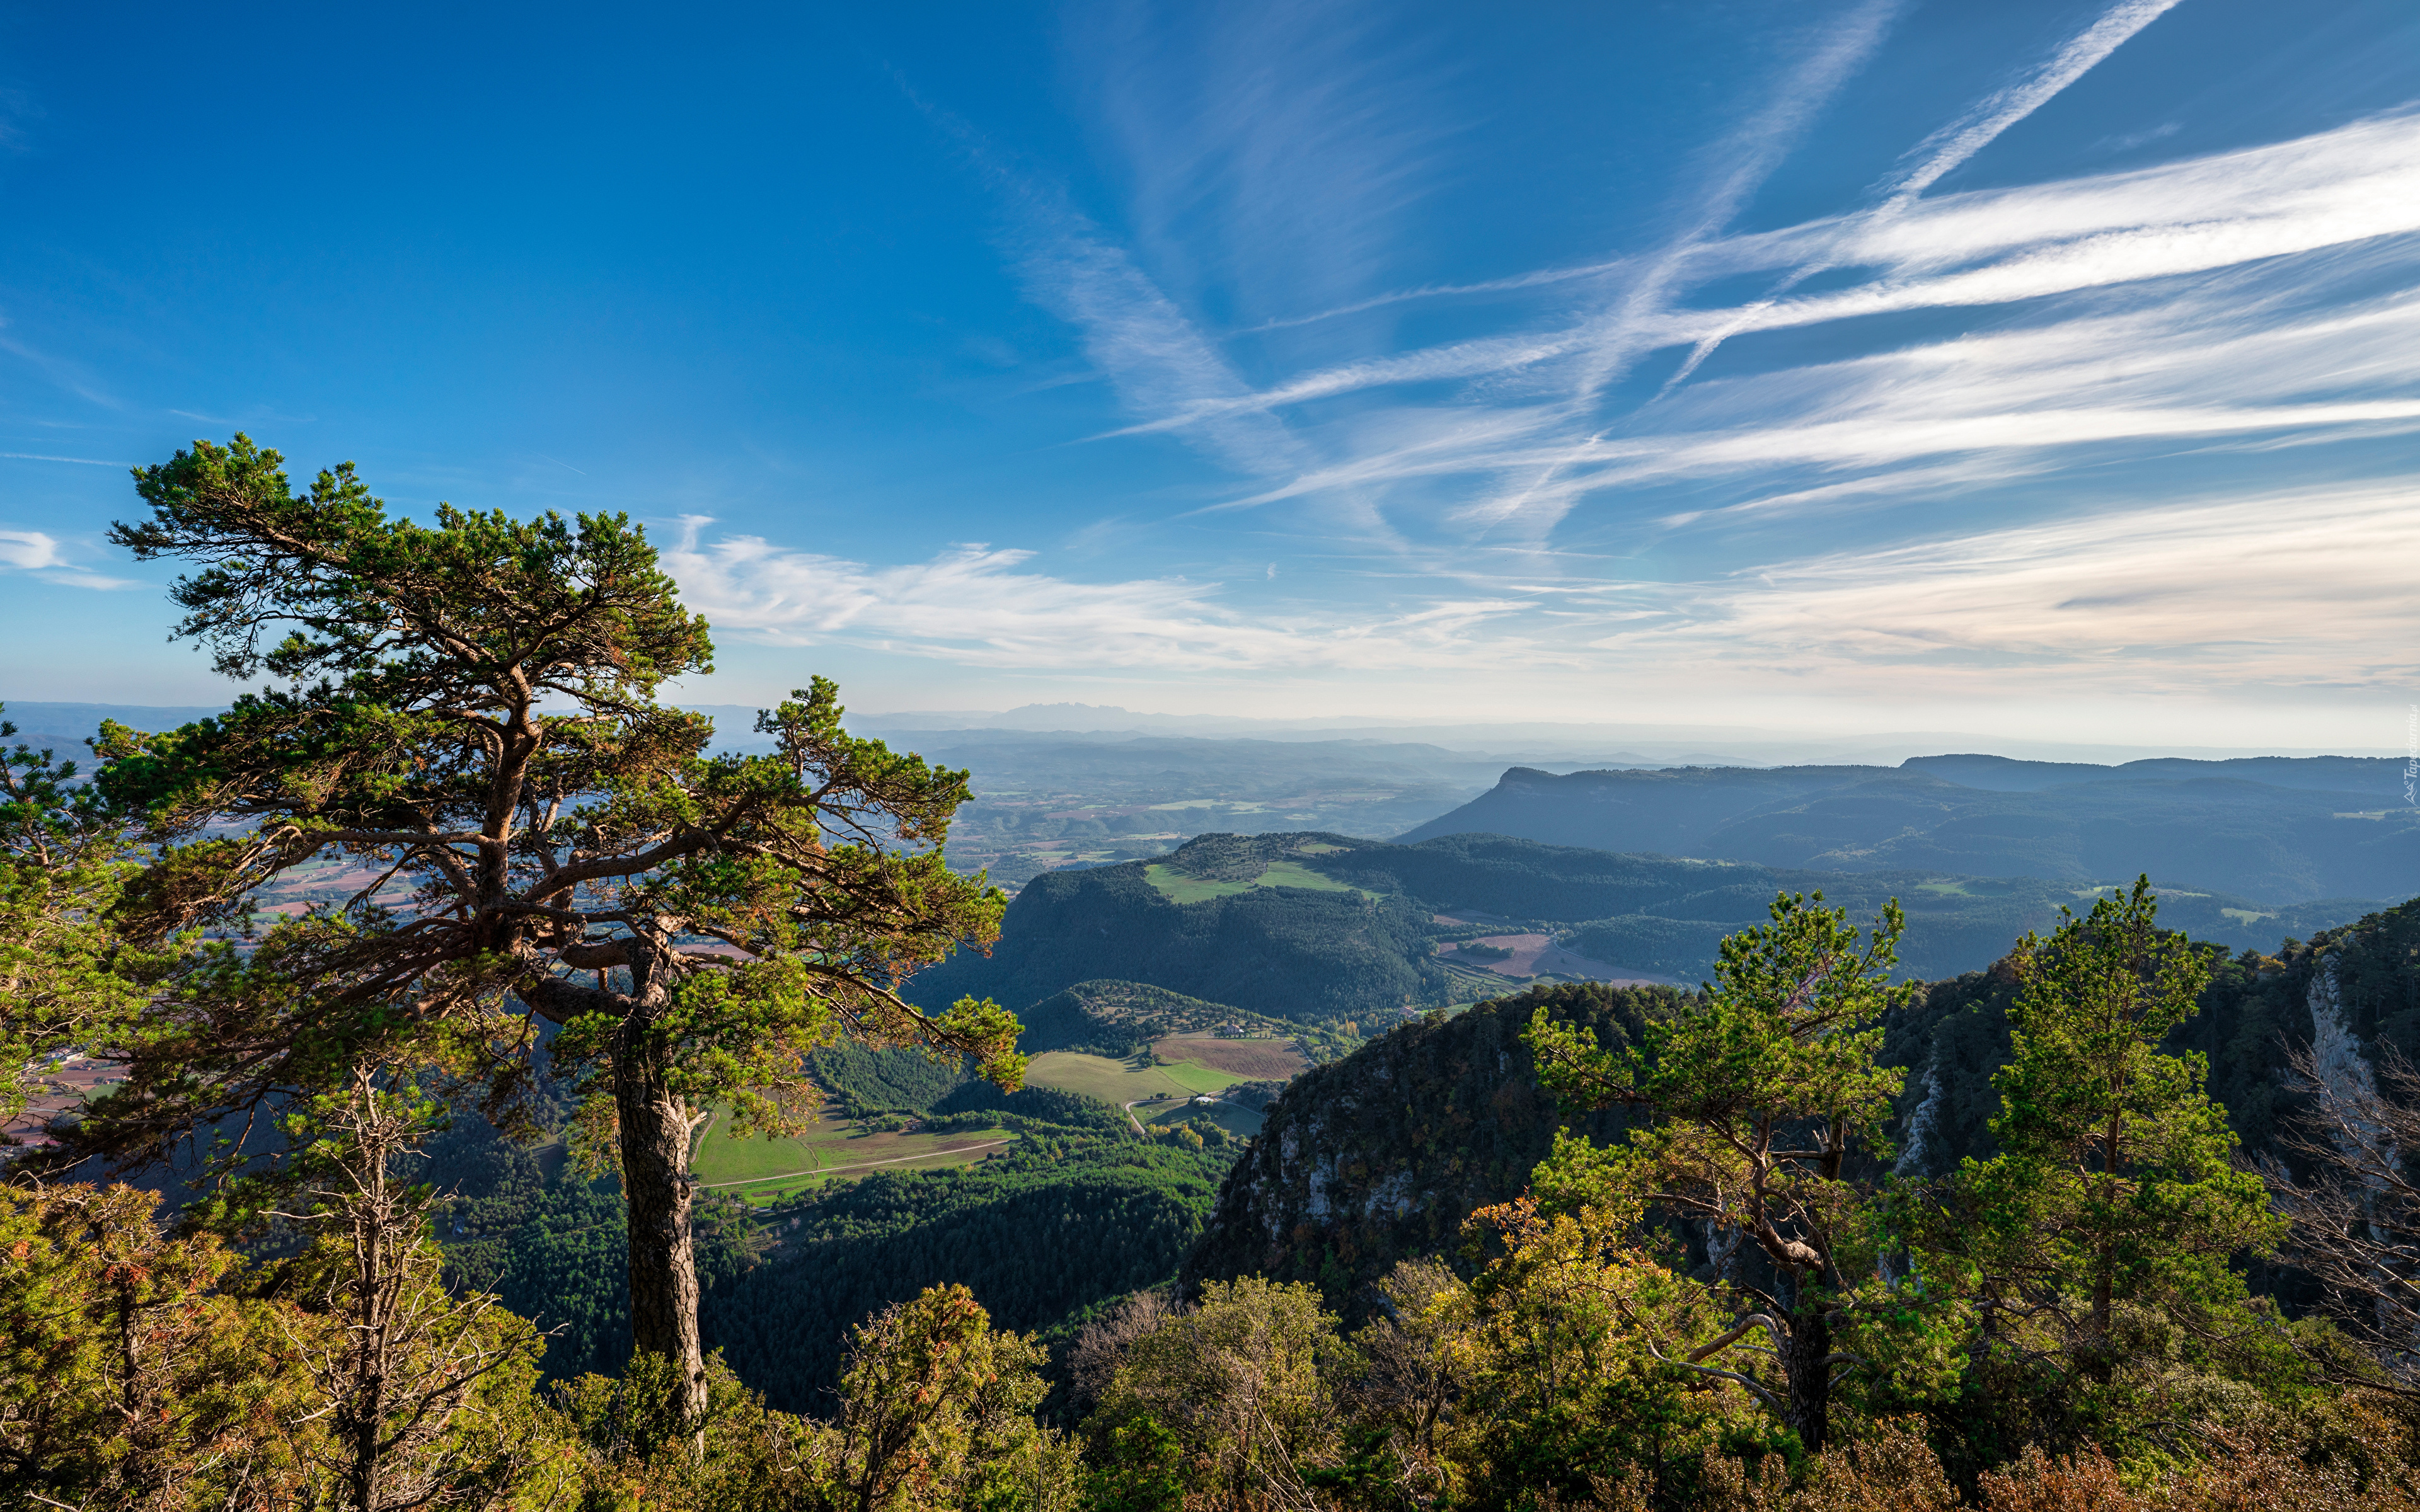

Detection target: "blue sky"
[2, 1, 2416, 747]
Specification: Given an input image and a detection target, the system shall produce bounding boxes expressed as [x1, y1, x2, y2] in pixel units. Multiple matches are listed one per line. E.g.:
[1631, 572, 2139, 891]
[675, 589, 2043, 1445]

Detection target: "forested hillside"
[425, 1120, 769, 1383]
[1188, 890, 2420, 1322]
[906, 837, 1446, 1024]
[1402, 757, 2418, 902]
[912, 829, 2384, 1029]
[707, 1138, 1232, 1413]
[421, 1074, 1221, 1408]
[1182, 982, 1676, 1305]
[1887, 888, 2420, 1183]
[1013, 978, 1363, 1062]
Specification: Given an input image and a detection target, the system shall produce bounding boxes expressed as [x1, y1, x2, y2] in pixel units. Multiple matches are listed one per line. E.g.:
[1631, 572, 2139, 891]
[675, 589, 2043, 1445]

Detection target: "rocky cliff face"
[1879, 893, 2420, 1183]
[1181, 982, 1678, 1306]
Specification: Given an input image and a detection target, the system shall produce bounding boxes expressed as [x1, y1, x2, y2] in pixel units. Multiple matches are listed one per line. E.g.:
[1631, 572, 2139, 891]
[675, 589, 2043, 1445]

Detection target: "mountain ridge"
[1400, 760, 2417, 903]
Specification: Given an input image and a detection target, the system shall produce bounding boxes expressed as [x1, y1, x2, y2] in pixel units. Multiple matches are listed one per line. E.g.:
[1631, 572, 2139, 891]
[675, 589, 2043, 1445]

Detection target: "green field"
[1022, 1050, 1246, 1105]
[691, 1046, 1260, 1201]
[1142, 858, 1375, 905]
[689, 1109, 1015, 1203]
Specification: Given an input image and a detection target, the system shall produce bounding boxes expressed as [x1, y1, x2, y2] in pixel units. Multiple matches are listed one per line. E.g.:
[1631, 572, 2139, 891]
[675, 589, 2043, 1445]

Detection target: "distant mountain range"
[1400, 754, 2418, 905]
[909, 830, 2385, 1031]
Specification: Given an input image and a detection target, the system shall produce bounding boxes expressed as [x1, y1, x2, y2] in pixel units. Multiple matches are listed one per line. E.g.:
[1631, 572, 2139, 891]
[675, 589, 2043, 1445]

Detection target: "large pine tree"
[64, 435, 1021, 1426]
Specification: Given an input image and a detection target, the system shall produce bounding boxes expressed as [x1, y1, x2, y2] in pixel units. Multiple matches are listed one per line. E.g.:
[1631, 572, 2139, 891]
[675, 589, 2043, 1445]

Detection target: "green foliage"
[84, 434, 1020, 1147]
[925, 1080, 1136, 1133]
[1082, 1416, 1185, 1512]
[808, 1040, 974, 1116]
[1010, 978, 1320, 1058]
[1185, 982, 1678, 1307]
[553, 1288, 1081, 1512]
[0, 1180, 553, 1511]
[550, 1349, 833, 1510]
[25, 873, 2420, 1507]
[415, 1109, 765, 1385]
[0, 705, 171, 1135]
[831, 1285, 1059, 1511]
[1524, 893, 1928, 1452]
[113, 433, 710, 695]
[0, 1183, 310, 1507]
[1092, 1276, 1349, 1504]
[1443, 1198, 1789, 1509]
[71, 436, 1028, 1420]
[1923, 876, 2288, 1435]
[705, 1140, 1231, 1412]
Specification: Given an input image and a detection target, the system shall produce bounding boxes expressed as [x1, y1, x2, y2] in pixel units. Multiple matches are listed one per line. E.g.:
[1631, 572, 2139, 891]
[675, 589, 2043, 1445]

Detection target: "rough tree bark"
[614, 1026, 707, 1424]
[1780, 1310, 1833, 1455]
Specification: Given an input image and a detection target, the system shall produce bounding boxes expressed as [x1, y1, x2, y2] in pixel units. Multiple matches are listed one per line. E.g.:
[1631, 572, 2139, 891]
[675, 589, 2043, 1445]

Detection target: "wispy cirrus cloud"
[765, 0, 2419, 726]
[1013, 216, 1311, 481]
[1163, 108, 2420, 434]
[657, 469, 2420, 708]
[1082, 0, 1450, 328]
[0, 529, 63, 570]
[1881, 0, 2184, 205]
[1630, 482, 2420, 696]
[0, 527, 139, 589]
[661, 517, 1542, 673]
[1147, 105, 2420, 542]
[1657, 0, 2182, 390]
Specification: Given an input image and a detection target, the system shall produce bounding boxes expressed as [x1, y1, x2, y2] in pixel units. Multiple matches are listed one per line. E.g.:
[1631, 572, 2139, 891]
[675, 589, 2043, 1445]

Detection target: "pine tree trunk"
[1781, 1310, 1831, 1455]
[616, 1032, 707, 1433]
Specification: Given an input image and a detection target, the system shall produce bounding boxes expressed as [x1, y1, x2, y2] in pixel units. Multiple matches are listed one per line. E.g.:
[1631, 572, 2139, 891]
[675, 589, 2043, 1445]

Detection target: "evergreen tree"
[832, 1285, 1064, 1512]
[65, 435, 1021, 1431]
[1524, 891, 1927, 1453]
[0, 1183, 313, 1507]
[1954, 877, 2283, 1364]
[0, 706, 167, 1135]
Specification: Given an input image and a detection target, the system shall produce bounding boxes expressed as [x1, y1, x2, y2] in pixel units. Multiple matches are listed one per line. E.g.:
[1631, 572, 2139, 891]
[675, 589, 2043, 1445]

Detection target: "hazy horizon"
[5, 694, 2404, 770]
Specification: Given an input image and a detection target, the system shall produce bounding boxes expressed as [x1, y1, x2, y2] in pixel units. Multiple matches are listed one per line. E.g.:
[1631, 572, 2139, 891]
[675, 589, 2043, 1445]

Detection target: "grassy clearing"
[1141, 864, 1252, 903]
[1160, 1060, 1240, 1095]
[1022, 1050, 1247, 1106]
[1142, 857, 1378, 905]
[720, 1140, 1018, 1207]
[1256, 860, 1364, 893]
[689, 1108, 1014, 1192]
